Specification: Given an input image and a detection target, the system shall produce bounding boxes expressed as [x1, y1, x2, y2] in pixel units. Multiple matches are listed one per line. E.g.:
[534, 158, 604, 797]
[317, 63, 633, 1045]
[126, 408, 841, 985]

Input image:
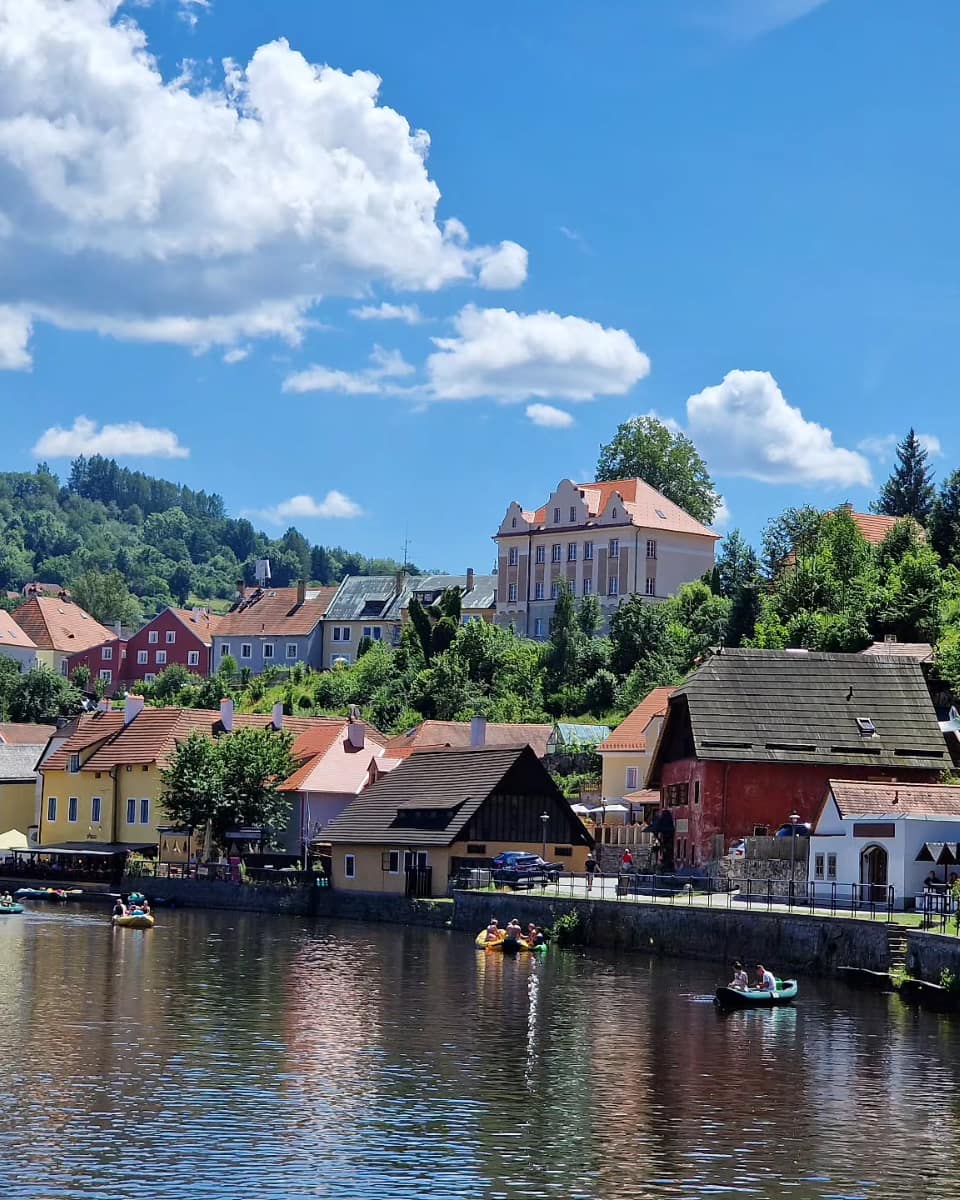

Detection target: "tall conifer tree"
[872, 428, 935, 521]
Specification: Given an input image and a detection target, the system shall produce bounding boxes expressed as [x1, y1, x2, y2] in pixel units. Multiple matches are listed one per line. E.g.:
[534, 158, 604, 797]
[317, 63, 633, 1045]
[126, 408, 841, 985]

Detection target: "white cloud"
[559, 226, 591, 253]
[477, 241, 529, 290]
[223, 346, 250, 364]
[350, 302, 424, 325]
[178, 0, 211, 27]
[712, 497, 732, 530]
[526, 403, 574, 429]
[696, 0, 830, 37]
[33, 416, 190, 459]
[686, 370, 871, 487]
[859, 432, 943, 460]
[282, 344, 414, 395]
[0, 307, 33, 370]
[248, 491, 363, 522]
[427, 305, 651, 402]
[0, 2, 526, 360]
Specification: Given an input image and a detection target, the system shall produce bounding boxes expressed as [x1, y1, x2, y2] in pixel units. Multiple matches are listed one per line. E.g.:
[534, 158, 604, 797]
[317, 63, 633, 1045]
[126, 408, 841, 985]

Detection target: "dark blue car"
[491, 852, 563, 888]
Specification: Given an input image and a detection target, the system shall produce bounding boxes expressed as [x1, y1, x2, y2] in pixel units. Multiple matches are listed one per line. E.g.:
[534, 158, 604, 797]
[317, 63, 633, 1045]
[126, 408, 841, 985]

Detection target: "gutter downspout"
[634, 529, 639, 596]
[111, 766, 120, 847]
[720, 763, 731, 856]
[526, 530, 532, 636]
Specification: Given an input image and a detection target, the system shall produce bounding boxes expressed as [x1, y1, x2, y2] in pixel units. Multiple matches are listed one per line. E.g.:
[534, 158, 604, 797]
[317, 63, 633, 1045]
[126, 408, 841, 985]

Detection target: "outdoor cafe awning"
[916, 842, 960, 865]
[14, 842, 155, 858]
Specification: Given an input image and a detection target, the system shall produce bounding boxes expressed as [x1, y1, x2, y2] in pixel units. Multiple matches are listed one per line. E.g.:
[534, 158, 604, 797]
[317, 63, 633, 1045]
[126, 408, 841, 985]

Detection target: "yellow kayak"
[475, 930, 546, 953]
[113, 913, 155, 929]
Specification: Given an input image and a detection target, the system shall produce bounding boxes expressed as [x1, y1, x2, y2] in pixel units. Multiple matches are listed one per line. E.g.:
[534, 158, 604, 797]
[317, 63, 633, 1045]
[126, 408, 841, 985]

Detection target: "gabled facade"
[65, 637, 126, 693]
[647, 649, 947, 868]
[0, 609, 38, 670]
[597, 686, 672, 804]
[122, 607, 220, 687]
[493, 477, 719, 639]
[212, 582, 335, 675]
[403, 570, 497, 626]
[12, 596, 114, 675]
[324, 745, 593, 896]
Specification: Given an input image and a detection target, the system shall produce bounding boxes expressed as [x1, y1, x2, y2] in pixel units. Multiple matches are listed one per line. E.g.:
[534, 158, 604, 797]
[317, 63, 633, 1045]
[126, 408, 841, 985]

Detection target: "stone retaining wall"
[125, 875, 315, 915]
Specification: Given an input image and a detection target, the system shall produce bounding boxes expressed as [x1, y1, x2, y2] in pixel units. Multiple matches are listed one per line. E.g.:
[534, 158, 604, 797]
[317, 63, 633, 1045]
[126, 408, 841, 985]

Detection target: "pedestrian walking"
[585, 850, 599, 893]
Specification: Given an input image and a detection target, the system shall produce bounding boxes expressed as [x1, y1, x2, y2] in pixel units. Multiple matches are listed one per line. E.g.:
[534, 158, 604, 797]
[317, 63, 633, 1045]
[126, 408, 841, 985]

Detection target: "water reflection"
[0, 910, 959, 1197]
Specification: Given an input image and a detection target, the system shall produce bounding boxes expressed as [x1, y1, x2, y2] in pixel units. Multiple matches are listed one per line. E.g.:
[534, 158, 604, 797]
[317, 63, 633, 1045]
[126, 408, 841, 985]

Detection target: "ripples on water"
[0, 906, 958, 1199]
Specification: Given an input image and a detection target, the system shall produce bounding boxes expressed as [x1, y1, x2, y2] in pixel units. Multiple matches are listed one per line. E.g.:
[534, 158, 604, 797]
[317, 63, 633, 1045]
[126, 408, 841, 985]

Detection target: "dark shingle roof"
[0, 744, 43, 781]
[324, 575, 423, 622]
[410, 574, 497, 611]
[667, 648, 946, 769]
[325, 745, 543, 846]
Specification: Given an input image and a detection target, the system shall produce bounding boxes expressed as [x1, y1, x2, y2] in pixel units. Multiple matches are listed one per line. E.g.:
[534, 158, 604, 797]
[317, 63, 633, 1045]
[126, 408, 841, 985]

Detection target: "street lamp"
[540, 812, 550, 862]
[789, 811, 800, 907]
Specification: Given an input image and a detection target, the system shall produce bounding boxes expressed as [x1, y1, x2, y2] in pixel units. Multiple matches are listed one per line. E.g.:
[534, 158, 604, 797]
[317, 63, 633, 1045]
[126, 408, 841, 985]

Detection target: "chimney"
[98, 698, 110, 714]
[236, 579, 246, 600]
[348, 706, 365, 750]
[115, 620, 122, 638]
[466, 567, 475, 594]
[296, 579, 306, 606]
[124, 694, 144, 726]
[192, 606, 201, 623]
[272, 702, 283, 731]
[220, 698, 234, 732]
[471, 714, 487, 748]
[394, 569, 404, 599]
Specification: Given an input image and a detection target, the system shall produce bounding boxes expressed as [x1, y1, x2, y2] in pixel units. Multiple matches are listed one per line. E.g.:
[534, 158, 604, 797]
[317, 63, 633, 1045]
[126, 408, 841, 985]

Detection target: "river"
[0, 905, 957, 1199]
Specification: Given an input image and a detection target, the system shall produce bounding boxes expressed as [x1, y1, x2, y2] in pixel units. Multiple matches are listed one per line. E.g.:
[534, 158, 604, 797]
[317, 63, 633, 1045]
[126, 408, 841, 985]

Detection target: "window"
[286, 643, 298, 659]
[140, 798, 150, 825]
[508, 583, 518, 602]
[144, 673, 156, 683]
[136, 649, 148, 666]
[508, 546, 519, 567]
[534, 618, 545, 638]
[126, 798, 136, 824]
[166, 630, 176, 644]
[263, 643, 274, 660]
[68, 796, 78, 823]
[553, 507, 561, 523]
[827, 853, 837, 880]
[345, 854, 356, 879]
[466, 843, 487, 855]
[608, 577, 619, 596]
[646, 539, 657, 559]
[552, 544, 562, 563]
[612, 507, 618, 518]
[664, 782, 690, 807]
[220, 643, 230, 657]
[625, 767, 639, 790]
[583, 578, 592, 596]
[694, 780, 701, 806]
[534, 582, 544, 600]
[645, 578, 656, 597]
[856, 717, 877, 737]
[148, 630, 158, 644]
[567, 543, 577, 562]
[240, 643, 252, 660]
[187, 650, 200, 667]
[155, 650, 167, 665]
[511, 516, 517, 528]
[102, 645, 113, 661]
[68, 753, 80, 774]
[609, 537, 619, 558]
[535, 545, 546, 565]
[404, 850, 428, 869]
[91, 796, 101, 824]
[47, 796, 57, 822]
[99, 669, 112, 684]
[814, 853, 825, 880]
[362, 627, 382, 641]
[550, 581, 560, 600]
[60, 659, 69, 676]
[584, 541, 593, 561]
[569, 505, 577, 522]
[387, 850, 400, 874]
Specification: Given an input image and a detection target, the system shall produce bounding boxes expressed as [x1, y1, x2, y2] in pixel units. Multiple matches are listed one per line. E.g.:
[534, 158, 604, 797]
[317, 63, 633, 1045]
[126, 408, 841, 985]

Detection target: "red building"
[122, 607, 220, 687]
[64, 637, 126, 691]
[647, 649, 947, 868]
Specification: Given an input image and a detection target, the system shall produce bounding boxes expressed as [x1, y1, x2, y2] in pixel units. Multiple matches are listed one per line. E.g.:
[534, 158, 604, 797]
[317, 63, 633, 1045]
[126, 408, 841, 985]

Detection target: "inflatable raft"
[475, 931, 547, 953]
[0, 903, 24, 915]
[715, 979, 798, 1008]
[15, 887, 83, 902]
[113, 913, 155, 930]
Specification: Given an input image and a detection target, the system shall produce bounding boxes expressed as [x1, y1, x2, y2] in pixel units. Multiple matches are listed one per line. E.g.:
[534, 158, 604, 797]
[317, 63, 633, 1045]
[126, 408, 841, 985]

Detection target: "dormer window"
[856, 717, 877, 738]
[68, 753, 80, 774]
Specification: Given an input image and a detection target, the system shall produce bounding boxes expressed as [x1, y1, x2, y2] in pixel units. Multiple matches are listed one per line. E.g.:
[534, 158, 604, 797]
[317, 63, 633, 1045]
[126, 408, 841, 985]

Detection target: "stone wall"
[125, 874, 316, 915]
[906, 930, 960, 982]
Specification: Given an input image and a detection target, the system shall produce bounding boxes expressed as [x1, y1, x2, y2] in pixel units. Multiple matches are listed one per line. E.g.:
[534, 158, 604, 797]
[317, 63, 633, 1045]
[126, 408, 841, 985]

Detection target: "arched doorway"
[860, 844, 888, 903]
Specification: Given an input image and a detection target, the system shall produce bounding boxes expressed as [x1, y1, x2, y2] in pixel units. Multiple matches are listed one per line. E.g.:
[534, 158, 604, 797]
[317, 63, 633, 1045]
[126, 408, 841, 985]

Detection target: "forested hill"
[0, 457, 416, 618]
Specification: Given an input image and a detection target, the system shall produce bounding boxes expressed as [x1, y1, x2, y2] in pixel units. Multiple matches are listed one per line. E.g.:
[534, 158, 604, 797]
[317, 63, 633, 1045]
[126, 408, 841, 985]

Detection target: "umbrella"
[916, 842, 960, 884]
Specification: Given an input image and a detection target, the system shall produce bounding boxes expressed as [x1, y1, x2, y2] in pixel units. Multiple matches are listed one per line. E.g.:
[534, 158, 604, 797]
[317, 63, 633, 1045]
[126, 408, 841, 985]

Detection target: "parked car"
[774, 822, 812, 838]
[491, 852, 563, 888]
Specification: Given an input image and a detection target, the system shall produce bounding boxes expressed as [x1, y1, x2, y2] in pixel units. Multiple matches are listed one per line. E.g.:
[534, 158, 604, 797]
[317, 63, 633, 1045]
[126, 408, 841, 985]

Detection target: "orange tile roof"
[829, 780, 960, 820]
[846, 511, 914, 545]
[386, 720, 554, 759]
[13, 597, 113, 653]
[0, 609, 37, 651]
[599, 687, 674, 752]
[214, 587, 329, 637]
[514, 479, 718, 539]
[0, 722, 55, 745]
[44, 711, 125, 769]
[168, 608, 223, 644]
[279, 722, 388, 793]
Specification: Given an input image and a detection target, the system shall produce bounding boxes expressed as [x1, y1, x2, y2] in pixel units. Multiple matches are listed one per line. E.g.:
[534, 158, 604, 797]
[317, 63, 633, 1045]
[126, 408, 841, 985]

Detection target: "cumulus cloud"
[283, 344, 414, 395]
[859, 432, 943, 459]
[33, 416, 190, 459]
[526, 403, 574, 429]
[427, 306, 650, 402]
[223, 346, 250, 364]
[686, 370, 870, 487]
[248, 492, 363, 522]
[0, 308, 33, 370]
[0, 1, 526, 364]
[350, 302, 424, 325]
[712, 497, 732, 530]
[178, 0, 211, 27]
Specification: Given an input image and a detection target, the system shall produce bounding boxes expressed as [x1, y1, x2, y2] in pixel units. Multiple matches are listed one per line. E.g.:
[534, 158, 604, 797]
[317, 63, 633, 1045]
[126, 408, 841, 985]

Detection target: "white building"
[809, 780, 960, 909]
[0, 610, 38, 671]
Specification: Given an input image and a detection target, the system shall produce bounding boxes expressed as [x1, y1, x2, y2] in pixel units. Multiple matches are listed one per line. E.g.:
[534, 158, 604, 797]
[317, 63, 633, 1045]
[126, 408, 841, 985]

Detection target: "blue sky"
[1, 0, 958, 572]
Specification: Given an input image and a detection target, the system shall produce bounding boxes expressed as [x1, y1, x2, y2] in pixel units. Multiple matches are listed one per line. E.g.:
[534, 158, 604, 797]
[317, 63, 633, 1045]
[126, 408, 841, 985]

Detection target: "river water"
[0, 905, 957, 1200]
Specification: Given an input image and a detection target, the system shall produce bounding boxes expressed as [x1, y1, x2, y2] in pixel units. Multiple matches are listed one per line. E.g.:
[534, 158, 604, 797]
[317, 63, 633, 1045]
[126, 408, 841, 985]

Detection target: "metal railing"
[594, 826, 656, 847]
[458, 870, 896, 920]
[125, 861, 325, 888]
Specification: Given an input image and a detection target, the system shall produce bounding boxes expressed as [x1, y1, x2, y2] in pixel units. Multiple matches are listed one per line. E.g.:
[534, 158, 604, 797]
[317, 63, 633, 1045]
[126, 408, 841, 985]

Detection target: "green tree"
[760, 505, 823, 579]
[715, 530, 759, 598]
[70, 663, 91, 692]
[217, 727, 296, 839]
[595, 415, 719, 525]
[608, 595, 680, 680]
[8, 666, 83, 722]
[930, 470, 960, 567]
[159, 731, 223, 833]
[0, 657, 22, 719]
[169, 564, 193, 607]
[407, 587, 463, 663]
[872, 428, 935, 522]
[72, 569, 142, 627]
[148, 663, 193, 705]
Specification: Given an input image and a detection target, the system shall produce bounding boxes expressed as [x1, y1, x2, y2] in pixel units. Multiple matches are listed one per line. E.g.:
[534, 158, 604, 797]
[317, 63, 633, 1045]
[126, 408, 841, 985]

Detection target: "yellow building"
[597, 686, 673, 808]
[0, 744, 44, 835]
[324, 744, 594, 896]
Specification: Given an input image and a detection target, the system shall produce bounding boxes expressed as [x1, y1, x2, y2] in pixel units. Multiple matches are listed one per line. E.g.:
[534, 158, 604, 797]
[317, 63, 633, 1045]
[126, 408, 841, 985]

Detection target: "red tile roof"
[830, 780, 960, 820]
[599, 687, 674, 752]
[13, 597, 113, 653]
[214, 587, 330, 637]
[0, 609, 37, 651]
[167, 608, 223, 644]
[386, 720, 554, 759]
[0, 722, 55, 745]
[846, 511, 915, 545]
[518, 479, 718, 539]
[278, 722, 388, 794]
[44, 711, 125, 769]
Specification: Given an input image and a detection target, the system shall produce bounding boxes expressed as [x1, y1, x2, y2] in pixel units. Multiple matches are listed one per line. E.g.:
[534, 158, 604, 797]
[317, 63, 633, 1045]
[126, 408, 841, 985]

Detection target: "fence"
[126, 861, 322, 889]
[593, 826, 656, 847]
[465, 870, 896, 920]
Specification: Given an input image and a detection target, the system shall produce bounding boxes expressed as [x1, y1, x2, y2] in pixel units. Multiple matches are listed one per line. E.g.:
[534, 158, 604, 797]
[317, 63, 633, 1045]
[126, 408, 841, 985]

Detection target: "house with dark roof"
[385, 715, 554, 760]
[810, 780, 960, 908]
[323, 745, 593, 895]
[212, 582, 336, 675]
[322, 574, 423, 667]
[404, 569, 497, 626]
[646, 649, 947, 868]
